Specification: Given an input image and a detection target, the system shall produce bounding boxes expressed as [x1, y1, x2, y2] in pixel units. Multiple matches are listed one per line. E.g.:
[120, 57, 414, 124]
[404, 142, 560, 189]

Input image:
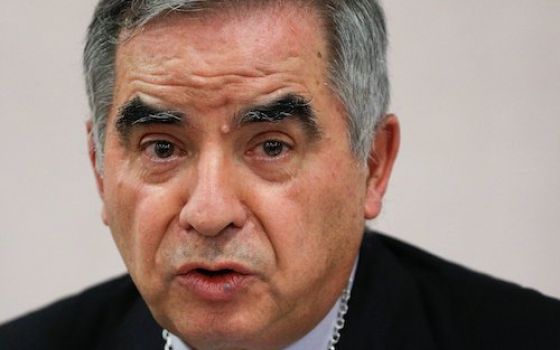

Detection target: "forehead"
[115, 4, 328, 84]
[110, 1, 337, 134]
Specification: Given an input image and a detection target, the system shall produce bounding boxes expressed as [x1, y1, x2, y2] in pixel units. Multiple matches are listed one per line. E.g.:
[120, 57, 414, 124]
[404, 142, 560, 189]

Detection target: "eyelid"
[247, 130, 293, 149]
[248, 130, 294, 145]
[139, 133, 184, 148]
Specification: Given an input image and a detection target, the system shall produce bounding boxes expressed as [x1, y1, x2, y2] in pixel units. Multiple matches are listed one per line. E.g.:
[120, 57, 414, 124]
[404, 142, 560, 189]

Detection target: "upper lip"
[176, 262, 254, 276]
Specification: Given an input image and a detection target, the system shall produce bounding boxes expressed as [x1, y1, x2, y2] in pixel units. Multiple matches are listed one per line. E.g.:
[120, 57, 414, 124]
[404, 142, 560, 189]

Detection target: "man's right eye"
[142, 140, 180, 161]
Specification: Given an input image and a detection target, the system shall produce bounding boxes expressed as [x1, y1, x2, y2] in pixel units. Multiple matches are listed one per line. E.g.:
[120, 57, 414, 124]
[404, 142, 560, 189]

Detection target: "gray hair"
[84, 0, 389, 170]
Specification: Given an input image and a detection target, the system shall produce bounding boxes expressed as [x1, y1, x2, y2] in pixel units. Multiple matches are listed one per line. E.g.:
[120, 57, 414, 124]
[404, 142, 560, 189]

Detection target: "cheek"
[104, 170, 182, 277]
[104, 177, 139, 262]
[307, 168, 364, 245]
[249, 157, 365, 274]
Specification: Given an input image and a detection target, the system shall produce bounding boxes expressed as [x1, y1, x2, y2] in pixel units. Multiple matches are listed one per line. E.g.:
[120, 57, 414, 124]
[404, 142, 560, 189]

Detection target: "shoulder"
[363, 231, 560, 348]
[0, 275, 141, 349]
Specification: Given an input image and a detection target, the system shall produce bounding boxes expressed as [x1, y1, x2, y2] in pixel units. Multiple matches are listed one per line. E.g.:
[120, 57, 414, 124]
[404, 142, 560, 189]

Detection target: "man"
[1, 0, 559, 349]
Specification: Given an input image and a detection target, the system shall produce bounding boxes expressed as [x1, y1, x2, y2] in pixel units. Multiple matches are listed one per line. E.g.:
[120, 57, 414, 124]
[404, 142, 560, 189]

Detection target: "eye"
[262, 140, 286, 157]
[153, 141, 174, 158]
[245, 136, 297, 181]
[245, 131, 295, 162]
[142, 140, 180, 161]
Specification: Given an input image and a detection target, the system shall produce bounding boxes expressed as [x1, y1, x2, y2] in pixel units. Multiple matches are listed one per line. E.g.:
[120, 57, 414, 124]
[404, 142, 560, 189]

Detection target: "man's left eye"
[261, 140, 286, 157]
[153, 141, 175, 158]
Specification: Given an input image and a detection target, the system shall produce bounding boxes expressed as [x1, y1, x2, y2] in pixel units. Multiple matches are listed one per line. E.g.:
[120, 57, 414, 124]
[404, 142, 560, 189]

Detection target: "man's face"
[93, 4, 392, 350]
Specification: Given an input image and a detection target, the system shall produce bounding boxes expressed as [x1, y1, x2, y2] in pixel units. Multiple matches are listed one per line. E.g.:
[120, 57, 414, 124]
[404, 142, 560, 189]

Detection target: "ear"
[364, 114, 400, 219]
[86, 120, 109, 225]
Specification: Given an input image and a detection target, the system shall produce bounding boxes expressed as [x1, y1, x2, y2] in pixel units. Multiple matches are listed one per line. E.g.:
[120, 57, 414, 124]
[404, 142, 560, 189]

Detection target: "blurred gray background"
[1, 1, 559, 323]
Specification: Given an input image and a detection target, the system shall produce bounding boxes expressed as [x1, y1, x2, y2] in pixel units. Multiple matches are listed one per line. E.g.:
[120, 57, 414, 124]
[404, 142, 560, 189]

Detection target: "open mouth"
[177, 266, 253, 301]
[194, 268, 237, 277]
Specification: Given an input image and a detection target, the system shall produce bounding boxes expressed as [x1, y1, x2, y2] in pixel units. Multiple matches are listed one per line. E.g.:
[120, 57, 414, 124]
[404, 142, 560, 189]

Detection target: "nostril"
[227, 222, 240, 230]
[178, 186, 248, 236]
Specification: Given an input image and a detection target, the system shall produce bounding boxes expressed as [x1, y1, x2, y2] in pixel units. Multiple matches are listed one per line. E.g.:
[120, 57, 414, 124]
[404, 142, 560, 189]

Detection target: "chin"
[174, 321, 270, 350]
[157, 301, 277, 350]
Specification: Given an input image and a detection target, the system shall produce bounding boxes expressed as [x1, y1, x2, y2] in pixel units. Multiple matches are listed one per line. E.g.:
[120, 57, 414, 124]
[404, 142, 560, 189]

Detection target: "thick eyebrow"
[235, 94, 321, 137]
[115, 97, 185, 138]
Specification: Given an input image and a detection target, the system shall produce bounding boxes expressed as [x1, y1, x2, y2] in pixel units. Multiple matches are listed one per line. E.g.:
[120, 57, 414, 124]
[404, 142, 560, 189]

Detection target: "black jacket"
[2, 231, 559, 349]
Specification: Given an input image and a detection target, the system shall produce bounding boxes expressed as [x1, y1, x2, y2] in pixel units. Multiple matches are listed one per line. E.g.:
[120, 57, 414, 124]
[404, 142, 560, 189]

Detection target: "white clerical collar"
[170, 258, 358, 350]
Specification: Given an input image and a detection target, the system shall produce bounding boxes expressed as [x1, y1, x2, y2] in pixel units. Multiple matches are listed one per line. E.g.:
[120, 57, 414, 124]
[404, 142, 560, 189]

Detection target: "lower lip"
[176, 270, 253, 301]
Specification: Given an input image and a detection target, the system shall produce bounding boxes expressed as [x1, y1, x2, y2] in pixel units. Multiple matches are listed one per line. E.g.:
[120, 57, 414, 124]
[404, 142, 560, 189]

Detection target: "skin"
[88, 3, 399, 350]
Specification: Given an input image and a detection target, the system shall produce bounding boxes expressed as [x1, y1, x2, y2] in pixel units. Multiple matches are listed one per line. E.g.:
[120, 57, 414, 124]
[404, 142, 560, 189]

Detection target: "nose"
[178, 151, 247, 237]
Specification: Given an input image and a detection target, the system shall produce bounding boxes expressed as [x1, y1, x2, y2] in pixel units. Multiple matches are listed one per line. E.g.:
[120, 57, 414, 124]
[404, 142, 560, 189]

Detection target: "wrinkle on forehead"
[119, 54, 306, 97]
[123, 72, 309, 112]
[113, 2, 329, 116]
[117, 2, 327, 70]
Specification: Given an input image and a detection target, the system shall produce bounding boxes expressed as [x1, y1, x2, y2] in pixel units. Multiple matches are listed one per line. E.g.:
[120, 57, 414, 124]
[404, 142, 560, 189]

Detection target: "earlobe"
[101, 206, 109, 226]
[364, 114, 400, 219]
